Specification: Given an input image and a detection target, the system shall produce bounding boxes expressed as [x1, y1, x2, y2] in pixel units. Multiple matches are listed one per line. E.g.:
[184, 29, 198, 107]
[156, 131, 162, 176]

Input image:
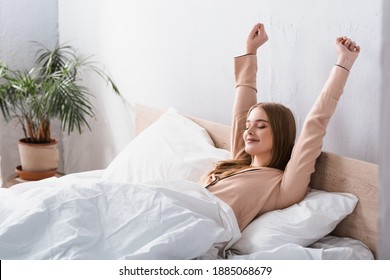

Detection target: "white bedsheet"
[226, 236, 374, 260]
[0, 175, 241, 260]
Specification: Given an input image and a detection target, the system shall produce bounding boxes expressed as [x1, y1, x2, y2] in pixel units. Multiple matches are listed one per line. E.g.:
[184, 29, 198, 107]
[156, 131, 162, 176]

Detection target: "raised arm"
[231, 23, 268, 159]
[277, 36, 361, 207]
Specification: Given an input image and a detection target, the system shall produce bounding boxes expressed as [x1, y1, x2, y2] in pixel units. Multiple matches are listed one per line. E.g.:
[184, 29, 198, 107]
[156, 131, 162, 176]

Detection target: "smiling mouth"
[246, 139, 260, 143]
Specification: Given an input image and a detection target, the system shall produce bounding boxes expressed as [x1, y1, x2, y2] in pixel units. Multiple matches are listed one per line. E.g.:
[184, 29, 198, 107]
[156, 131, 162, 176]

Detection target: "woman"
[204, 23, 360, 231]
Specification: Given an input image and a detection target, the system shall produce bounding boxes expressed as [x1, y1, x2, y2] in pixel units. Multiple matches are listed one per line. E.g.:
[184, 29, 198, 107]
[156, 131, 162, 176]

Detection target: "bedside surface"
[4, 172, 64, 188]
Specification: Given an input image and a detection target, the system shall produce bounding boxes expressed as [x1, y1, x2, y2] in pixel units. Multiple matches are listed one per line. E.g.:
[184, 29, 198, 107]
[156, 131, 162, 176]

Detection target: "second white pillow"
[102, 108, 230, 184]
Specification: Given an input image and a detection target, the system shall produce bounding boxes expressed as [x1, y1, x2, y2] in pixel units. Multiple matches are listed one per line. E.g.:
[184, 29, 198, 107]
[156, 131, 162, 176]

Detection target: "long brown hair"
[204, 102, 296, 185]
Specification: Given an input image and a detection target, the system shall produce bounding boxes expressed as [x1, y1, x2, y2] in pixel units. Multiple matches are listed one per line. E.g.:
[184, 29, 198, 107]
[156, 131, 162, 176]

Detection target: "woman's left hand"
[335, 36, 361, 71]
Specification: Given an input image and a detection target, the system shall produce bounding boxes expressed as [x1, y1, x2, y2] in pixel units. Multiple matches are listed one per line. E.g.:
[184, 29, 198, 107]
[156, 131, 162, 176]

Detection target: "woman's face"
[243, 107, 273, 165]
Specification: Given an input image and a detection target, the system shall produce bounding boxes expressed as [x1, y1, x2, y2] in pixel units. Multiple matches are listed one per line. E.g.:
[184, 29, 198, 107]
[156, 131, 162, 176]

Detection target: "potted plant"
[0, 42, 120, 180]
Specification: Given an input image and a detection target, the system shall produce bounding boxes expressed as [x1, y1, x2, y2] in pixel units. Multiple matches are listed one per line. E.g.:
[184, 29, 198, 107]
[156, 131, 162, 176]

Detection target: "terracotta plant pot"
[15, 165, 57, 181]
[18, 139, 59, 176]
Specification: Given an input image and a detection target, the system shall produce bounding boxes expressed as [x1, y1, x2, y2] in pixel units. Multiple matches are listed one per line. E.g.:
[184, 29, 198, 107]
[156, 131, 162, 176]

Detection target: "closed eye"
[245, 125, 267, 130]
[245, 119, 268, 129]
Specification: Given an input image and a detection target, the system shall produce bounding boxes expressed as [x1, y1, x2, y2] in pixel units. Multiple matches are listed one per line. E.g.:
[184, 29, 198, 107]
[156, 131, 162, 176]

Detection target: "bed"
[0, 103, 378, 260]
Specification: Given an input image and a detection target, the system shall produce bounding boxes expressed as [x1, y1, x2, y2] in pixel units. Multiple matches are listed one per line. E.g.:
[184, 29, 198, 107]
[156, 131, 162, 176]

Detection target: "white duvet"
[0, 172, 373, 260]
[0, 175, 241, 260]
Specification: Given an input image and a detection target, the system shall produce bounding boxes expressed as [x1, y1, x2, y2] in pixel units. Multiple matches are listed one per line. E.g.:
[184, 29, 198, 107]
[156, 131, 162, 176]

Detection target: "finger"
[250, 23, 264, 38]
[257, 23, 265, 36]
[343, 38, 352, 48]
[349, 41, 357, 51]
[249, 23, 261, 38]
[336, 36, 347, 44]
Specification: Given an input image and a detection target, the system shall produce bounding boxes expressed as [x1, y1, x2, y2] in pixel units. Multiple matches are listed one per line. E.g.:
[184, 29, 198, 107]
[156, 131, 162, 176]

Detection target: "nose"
[247, 124, 255, 134]
[246, 125, 254, 135]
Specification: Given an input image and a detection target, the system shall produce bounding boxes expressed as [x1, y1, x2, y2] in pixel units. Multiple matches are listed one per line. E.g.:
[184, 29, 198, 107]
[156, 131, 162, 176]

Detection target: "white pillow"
[230, 189, 358, 255]
[102, 108, 230, 184]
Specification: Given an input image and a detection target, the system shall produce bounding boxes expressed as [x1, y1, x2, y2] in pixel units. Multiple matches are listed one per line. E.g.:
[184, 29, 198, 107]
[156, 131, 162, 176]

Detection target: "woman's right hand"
[246, 23, 269, 54]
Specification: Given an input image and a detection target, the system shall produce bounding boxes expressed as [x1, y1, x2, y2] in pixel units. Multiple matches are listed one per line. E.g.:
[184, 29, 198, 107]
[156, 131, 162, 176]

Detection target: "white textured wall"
[0, 0, 59, 185]
[59, 0, 381, 175]
[0, 0, 382, 180]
